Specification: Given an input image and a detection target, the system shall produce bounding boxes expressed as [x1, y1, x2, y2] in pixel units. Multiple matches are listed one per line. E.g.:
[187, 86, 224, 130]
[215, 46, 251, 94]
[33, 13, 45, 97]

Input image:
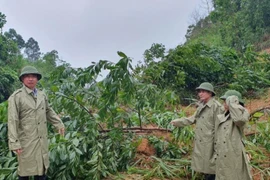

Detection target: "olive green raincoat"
[215, 95, 252, 180]
[8, 85, 64, 176]
[171, 97, 222, 174]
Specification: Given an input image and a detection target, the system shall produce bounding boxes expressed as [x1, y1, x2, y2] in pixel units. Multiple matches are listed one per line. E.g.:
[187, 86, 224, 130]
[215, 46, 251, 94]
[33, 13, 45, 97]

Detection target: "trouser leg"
[34, 175, 47, 180]
[205, 174, 215, 180]
[18, 176, 29, 180]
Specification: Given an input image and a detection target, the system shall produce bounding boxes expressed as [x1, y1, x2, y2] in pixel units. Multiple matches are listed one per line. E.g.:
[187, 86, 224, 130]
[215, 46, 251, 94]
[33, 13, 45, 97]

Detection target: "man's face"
[22, 74, 38, 90]
[198, 89, 212, 103]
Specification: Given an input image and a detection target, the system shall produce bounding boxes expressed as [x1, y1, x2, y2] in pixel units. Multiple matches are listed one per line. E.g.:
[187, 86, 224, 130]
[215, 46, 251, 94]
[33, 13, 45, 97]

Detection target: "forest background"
[0, 0, 270, 179]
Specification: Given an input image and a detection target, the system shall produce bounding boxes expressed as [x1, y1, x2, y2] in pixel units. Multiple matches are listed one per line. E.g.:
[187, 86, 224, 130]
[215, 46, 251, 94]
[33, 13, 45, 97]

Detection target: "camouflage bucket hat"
[196, 82, 216, 96]
[220, 90, 244, 104]
[19, 66, 42, 82]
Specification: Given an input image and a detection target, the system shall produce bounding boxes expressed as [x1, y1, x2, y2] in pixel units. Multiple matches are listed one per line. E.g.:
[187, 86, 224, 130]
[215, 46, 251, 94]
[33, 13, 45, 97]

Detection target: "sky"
[0, 0, 203, 68]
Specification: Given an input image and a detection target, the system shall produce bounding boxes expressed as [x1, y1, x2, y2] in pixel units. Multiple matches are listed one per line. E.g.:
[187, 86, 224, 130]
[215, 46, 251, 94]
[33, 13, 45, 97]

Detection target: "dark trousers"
[19, 175, 46, 180]
[205, 174, 215, 180]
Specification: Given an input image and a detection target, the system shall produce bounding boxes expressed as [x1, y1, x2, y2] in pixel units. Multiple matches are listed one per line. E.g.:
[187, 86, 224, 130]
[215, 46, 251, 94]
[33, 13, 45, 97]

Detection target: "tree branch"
[56, 92, 104, 131]
[99, 127, 172, 133]
[249, 106, 270, 119]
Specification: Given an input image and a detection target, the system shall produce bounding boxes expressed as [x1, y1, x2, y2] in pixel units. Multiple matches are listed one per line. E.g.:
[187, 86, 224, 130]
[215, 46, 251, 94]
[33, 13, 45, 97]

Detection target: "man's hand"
[226, 95, 239, 106]
[58, 127, 65, 136]
[15, 149, 23, 155]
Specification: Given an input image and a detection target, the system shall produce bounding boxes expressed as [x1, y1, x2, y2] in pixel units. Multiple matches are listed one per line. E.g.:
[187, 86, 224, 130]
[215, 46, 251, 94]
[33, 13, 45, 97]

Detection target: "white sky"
[0, 0, 203, 68]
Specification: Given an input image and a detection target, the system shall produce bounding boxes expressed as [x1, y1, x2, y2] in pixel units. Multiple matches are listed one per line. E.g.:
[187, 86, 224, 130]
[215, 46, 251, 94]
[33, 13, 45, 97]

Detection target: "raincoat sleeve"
[226, 95, 249, 127]
[171, 113, 196, 127]
[45, 95, 64, 130]
[7, 94, 22, 150]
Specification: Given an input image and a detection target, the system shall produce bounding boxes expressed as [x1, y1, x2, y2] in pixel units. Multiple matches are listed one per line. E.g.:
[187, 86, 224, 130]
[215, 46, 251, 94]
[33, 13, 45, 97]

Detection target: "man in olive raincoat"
[215, 90, 252, 180]
[8, 66, 65, 180]
[170, 82, 222, 180]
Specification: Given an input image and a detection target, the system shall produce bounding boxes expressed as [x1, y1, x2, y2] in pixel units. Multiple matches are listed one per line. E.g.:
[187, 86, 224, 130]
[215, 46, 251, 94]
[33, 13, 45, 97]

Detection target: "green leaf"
[0, 167, 16, 175]
[117, 51, 127, 58]
[70, 152, 75, 160]
[72, 138, 79, 147]
[253, 112, 264, 118]
[75, 148, 82, 155]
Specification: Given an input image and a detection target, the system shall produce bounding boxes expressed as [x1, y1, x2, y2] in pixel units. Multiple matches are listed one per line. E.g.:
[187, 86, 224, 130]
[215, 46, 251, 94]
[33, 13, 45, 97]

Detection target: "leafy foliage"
[4, 29, 25, 49]
[128, 157, 193, 180]
[0, 67, 18, 103]
[24, 37, 41, 62]
[34, 51, 179, 179]
[0, 102, 18, 180]
[1, 3, 270, 179]
[0, 12, 6, 32]
[147, 136, 184, 159]
[190, 0, 270, 52]
[0, 35, 19, 65]
[137, 43, 240, 100]
[139, 42, 270, 99]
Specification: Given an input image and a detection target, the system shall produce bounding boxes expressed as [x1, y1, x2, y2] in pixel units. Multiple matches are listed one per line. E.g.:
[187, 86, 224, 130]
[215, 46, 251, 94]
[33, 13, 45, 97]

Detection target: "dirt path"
[245, 90, 270, 113]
